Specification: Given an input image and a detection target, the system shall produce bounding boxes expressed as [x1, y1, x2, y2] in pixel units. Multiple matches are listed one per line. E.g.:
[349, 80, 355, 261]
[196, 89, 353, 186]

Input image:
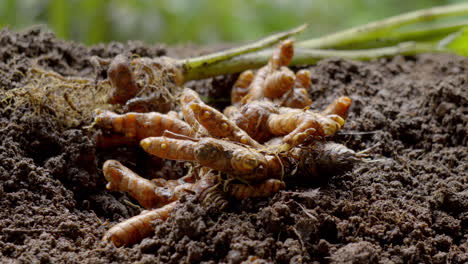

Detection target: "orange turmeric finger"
[189, 103, 262, 148]
[263, 67, 295, 99]
[231, 70, 254, 105]
[180, 88, 209, 136]
[240, 40, 295, 104]
[94, 110, 194, 141]
[267, 110, 345, 146]
[103, 160, 174, 209]
[321, 96, 352, 118]
[294, 69, 311, 89]
[240, 67, 269, 104]
[234, 101, 278, 142]
[103, 171, 225, 247]
[277, 69, 312, 108]
[223, 105, 243, 120]
[270, 39, 294, 70]
[103, 202, 176, 247]
[279, 88, 312, 109]
[140, 136, 197, 162]
[180, 88, 203, 124]
[195, 138, 285, 182]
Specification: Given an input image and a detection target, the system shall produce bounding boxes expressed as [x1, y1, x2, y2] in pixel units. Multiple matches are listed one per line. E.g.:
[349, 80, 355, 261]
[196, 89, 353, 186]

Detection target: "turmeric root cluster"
[94, 40, 360, 247]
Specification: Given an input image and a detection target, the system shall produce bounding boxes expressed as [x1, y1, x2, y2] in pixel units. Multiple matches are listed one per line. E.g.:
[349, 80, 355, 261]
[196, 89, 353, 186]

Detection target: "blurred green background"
[0, 0, 465, 45]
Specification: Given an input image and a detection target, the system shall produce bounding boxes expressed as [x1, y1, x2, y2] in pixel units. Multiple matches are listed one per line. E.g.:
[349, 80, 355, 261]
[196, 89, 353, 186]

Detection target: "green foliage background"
[0, 0, 466, 45]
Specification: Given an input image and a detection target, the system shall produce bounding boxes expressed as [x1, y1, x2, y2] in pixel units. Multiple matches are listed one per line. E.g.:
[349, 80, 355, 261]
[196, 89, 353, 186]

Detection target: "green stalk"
[339, 20, 468, 49]
[182, 24, 307, 70]
[292, 42, 436, 65]
[183, 42, 437, 80]
[180, 3, 468, 81]
[297, 3, 468, 49]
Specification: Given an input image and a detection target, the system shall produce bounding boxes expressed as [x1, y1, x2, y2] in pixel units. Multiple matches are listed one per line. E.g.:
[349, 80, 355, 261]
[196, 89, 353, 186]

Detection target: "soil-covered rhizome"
[0, 28, 466, 263]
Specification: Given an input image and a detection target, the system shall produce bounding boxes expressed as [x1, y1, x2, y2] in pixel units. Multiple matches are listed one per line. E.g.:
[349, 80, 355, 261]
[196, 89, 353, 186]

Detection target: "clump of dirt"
[0, 28, 467, 263]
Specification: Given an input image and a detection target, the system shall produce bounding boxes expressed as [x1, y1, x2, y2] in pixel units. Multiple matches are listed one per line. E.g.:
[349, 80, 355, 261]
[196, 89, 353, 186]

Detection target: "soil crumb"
[0, 28, 467, 263]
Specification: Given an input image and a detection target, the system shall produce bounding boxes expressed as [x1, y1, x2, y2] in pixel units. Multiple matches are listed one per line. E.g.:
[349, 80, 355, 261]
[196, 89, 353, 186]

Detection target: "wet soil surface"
[0, 29, 466, 263]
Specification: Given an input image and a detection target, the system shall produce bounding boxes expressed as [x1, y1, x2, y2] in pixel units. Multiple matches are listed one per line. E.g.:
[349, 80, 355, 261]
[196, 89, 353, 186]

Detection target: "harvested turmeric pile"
[93, 40, 370, 247]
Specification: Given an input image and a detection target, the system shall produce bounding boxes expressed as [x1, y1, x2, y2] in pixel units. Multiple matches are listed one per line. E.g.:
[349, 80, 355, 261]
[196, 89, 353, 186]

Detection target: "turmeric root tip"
[321, 96, 352, 118]
[263, 67, 295, 99]
[231, 70, 254, 105]
[94, 110, 195, 141]
[140, 136, 197, 161]
[103, 160, 175, 209]
[103, 202, 176, 247]
[190, 103, 261, 148]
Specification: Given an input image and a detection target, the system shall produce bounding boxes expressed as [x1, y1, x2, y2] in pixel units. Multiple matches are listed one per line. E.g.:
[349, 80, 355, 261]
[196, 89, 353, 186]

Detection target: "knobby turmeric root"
[96, 40, 369, 248]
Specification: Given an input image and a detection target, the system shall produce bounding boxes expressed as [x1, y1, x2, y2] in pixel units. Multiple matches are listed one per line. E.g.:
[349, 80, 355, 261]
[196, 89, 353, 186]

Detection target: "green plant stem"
[181, 3, 468, 81]
[340, 21, 468, 49]
[182, 24, 307, 71]
[292, 42, 435, 65]
[183, 42, 437, 80]
[297, 3, 468, 49]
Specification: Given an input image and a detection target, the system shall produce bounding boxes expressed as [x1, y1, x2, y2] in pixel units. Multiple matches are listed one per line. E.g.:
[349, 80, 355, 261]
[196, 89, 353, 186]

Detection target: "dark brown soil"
[0, 28, 467, 264]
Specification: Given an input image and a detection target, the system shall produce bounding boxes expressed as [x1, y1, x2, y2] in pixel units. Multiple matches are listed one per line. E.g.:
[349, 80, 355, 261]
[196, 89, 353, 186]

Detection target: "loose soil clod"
[0, 28, 466, 263]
